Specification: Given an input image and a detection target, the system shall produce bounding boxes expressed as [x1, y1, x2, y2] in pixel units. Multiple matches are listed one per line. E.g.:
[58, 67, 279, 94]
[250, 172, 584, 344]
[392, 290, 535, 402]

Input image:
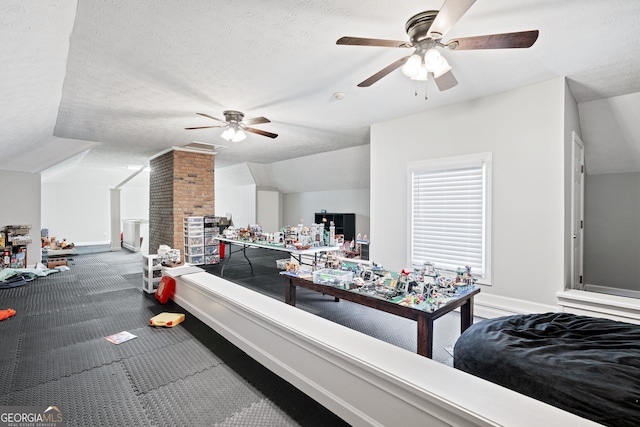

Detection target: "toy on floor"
[0, 308, 16, 321]
[150, 312, 185, 327]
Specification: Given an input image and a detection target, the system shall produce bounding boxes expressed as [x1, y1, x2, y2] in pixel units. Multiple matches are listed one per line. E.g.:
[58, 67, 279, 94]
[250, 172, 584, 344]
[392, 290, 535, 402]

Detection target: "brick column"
[149, 149, 215, 260]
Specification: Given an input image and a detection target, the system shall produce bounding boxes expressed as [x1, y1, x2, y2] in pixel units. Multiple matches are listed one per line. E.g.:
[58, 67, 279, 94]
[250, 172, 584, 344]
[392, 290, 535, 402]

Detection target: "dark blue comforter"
[454, 312, 640, 426]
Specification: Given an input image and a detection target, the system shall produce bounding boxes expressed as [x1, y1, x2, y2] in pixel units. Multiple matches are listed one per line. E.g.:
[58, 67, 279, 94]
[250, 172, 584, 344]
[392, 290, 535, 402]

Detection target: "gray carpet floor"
[0, 246, 471, 426]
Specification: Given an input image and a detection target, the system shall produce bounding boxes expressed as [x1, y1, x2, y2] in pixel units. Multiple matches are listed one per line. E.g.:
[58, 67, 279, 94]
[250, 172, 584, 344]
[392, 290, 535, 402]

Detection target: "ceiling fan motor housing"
[405, 10, 439, 44]
[223, 110, 244, 123]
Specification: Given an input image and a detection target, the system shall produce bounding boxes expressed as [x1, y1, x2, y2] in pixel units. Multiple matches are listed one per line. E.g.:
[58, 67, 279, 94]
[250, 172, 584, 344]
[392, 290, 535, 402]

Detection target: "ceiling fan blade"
[446, 30, 539, 50]
[434, 70, 458, 91]
[244, 127, 278, 139]
[243, 116, 271, 126]
[196, 112, 226, 123]
[185, 125, 226, 130]
[337, 36, 412, 48]
[357, 56, 410, 87]
[428, 0, 477, 39]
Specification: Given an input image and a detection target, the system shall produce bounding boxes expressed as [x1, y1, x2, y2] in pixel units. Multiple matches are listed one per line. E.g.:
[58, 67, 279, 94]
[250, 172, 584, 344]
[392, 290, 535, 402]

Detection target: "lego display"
[283, 257, 478, 314]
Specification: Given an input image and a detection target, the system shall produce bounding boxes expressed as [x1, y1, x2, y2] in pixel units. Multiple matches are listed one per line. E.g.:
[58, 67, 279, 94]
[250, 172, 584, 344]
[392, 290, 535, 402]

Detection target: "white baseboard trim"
[171, 272, 595, 427]
[474, 292, 558, 319]
[74, 240, 110, 246]
[557, 289, 640, 324]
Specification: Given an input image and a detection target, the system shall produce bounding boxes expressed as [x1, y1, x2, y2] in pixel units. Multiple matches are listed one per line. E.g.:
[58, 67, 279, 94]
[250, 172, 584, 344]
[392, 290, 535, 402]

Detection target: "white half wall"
[172, 270, 597, 427]
[371, 78, 566, 309]
[0, 170, 41, 266]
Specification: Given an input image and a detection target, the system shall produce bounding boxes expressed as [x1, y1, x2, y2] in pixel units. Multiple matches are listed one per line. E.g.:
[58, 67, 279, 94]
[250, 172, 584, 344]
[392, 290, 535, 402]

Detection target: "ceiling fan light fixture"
[423, 48, 442, 70]
[424, 48, 451, 77]
[220, 127, 236, 141]
[411, 64, 429, 81]
[231, 129, 247, 142]
[432, 59, 451, 78]
[401, 54, 422, 78]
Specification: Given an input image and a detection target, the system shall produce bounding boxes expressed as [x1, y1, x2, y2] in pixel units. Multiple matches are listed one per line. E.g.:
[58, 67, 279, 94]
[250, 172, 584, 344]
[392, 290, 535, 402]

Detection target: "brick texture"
[149, 150, 215, 260]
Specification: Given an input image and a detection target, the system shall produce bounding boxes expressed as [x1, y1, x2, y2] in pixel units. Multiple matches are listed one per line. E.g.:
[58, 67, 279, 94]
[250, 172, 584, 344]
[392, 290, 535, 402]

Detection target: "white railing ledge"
[174, 272, 598, 427]
[557, 289, 640, 324]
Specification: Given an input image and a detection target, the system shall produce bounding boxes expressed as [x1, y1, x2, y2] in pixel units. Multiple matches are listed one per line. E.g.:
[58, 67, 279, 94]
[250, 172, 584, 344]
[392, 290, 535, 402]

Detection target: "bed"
[453, 312, 640, 427]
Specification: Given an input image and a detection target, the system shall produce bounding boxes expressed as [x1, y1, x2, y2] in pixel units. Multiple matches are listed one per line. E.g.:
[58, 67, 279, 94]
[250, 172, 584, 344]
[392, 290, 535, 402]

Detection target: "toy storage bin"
[186, 254, 204, 264]
[185, 235, 204, 246]
[184, 216, 204, 225]
[276, 259, 289, 270]
[204, 245, 219, 256]
[186, 245, 204, 256]
[205, 255, 220, 264]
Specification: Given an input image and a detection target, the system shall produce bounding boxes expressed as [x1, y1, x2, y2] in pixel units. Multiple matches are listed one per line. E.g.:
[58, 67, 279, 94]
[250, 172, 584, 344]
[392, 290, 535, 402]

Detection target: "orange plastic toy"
[0, 308, 16, 321]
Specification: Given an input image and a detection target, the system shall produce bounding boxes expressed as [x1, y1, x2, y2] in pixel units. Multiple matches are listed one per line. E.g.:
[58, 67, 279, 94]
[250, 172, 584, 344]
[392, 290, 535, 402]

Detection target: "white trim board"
[557, 289, 640, 324]
[473, 291, 558, 319]
[172, 272, 596, 426]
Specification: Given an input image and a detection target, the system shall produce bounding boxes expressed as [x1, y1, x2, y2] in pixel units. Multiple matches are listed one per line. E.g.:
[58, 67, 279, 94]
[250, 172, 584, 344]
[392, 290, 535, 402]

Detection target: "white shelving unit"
[142, 254, 162, 293]
[184, 216, 204, 265]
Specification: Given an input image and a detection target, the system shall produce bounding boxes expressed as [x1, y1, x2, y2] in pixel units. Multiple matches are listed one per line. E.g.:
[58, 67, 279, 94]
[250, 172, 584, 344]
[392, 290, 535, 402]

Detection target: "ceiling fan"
[337, 0, 539, 94]
[185, 110, 278, 142]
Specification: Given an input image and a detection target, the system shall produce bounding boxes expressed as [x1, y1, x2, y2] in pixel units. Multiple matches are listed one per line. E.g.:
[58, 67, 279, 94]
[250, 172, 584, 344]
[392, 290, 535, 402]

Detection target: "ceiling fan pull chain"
[424, 81, 429, 101]
[414, 81, 419, 97]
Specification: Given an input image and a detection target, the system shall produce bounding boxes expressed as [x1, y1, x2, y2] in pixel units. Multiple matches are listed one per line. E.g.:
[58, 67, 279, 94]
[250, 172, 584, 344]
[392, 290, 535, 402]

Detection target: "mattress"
[453, 312, 640, 427]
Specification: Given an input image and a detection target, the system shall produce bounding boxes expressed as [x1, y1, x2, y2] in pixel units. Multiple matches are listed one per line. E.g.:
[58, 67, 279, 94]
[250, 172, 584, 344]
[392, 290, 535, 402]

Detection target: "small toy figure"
[285, 262, 299, 273]
[396, 269, 411, 294]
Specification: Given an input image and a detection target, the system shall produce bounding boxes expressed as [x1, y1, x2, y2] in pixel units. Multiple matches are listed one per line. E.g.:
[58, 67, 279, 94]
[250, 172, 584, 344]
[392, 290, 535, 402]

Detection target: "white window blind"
[410, 156, 489, 278]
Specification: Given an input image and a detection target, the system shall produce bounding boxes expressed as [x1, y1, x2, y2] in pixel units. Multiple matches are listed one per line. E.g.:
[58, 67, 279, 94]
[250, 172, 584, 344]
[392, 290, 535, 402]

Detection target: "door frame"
[570, 131, 585, 290]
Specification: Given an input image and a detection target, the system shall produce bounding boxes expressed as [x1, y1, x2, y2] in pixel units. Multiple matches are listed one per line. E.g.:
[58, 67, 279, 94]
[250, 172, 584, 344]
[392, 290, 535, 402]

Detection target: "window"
[408, 153, 491, 283]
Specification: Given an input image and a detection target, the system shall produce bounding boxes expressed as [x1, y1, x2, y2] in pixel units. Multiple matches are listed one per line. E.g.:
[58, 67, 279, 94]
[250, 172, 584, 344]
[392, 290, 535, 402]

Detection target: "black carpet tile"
[1, 363, 153, 427]
[0, 245, 470, 426]
[0, 247, 350, 426]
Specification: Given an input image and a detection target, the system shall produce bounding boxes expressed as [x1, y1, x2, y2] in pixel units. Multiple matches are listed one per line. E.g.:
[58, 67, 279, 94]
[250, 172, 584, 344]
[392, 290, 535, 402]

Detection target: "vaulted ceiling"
[1, 0, 639, 176]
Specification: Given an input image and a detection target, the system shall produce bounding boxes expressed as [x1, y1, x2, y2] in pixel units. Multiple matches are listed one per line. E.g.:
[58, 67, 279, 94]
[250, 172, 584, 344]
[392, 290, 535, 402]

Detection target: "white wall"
[215, 184, 256, 228]
[215, 162, 257, 227]
[266, 145, 370, 194]
[371, 78, 566, 308]
[41, 166, 149, 245]
[283, 189, 370, 236]
[584, 172, 640, 290]
[0, 170, 41, 266]
[257, 189, 281, 232]
[216, 146, 371, 233]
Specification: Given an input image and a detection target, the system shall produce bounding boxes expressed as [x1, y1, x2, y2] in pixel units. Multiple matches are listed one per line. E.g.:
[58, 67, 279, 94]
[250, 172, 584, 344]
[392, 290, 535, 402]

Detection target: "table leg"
[417, 315, 434, 358]
[460, 296, 475, 334]
[220, 242, 230, 277]
[285, 280, 296, 306]
[242, 246, 254, 275]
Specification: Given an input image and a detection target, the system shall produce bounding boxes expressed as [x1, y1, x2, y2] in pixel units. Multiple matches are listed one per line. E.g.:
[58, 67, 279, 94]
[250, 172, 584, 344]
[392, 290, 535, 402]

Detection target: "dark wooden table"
[285, 275, 480, 358]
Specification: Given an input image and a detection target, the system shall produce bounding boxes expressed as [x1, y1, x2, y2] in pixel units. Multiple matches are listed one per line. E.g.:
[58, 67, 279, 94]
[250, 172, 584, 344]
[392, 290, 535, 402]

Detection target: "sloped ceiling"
[1, 0, 640, 176]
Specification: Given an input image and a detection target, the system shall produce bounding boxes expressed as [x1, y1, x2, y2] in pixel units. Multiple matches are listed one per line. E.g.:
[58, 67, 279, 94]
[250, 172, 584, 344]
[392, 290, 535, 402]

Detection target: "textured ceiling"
[1, 0, 640, 176]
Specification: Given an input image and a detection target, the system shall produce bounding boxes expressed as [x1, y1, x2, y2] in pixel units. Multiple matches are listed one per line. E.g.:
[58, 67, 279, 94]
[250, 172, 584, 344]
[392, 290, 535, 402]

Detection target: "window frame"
[407, 152, 492, 285]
